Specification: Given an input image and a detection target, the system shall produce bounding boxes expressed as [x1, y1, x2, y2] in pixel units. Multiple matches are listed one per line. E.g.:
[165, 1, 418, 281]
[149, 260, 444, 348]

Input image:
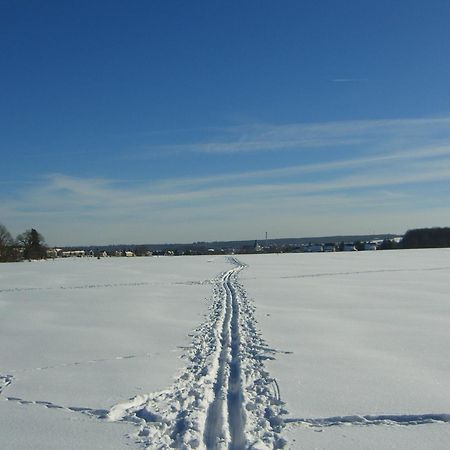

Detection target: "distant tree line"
[2, 223, 450, 262]
[0, 224, 46, 262]
[401, 227, 450, 249]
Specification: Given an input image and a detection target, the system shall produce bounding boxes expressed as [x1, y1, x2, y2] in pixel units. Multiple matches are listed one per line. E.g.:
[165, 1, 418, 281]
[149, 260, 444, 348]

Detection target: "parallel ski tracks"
[106, 258, 288, 449]
[203, 267, 246, 449]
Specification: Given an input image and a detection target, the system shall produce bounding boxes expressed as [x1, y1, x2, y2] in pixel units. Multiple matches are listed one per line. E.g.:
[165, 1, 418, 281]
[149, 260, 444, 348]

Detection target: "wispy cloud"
[126, 116, 450, 157]
[152, 143, 450, 191]
[4, 115, 450, 244]
[4, 144, 450, 219]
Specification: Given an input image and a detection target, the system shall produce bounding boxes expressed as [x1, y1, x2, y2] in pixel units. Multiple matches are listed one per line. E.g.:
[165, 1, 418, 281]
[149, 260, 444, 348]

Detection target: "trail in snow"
[226, 272, 246, 450]
[0, 375, 13, 395]
[203, 268, 246, 449]
[6, 352, 154, 375]
[0, 279, 211, 294]
[203, 270, 233, 449]
[3, 395, 108, 418]
[279, 266, 450, 280]
[107, 258, 287, 449]
[286, 413, 450, 427]
[0, 374, 107, 417]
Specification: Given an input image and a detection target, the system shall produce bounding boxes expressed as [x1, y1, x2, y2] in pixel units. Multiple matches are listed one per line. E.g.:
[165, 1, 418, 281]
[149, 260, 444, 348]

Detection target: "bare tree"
[0, 224, 13, 246]
[17, 228, 47, 260]
[0, 223, 18, 262]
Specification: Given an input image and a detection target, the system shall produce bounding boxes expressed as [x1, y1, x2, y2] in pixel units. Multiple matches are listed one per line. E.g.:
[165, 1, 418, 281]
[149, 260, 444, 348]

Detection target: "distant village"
[46, 237, 402, 259]
[2, 223, 450, 263]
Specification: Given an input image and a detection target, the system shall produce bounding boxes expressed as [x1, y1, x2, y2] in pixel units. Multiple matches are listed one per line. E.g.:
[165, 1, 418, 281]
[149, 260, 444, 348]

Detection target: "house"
[46, 248, 62, 258]
[343, 243, 357, 252]
[61, 250, 85, 257]
[364, 242, 377, 251]
[305, 243, 323, 253]
[323, 243, 336, 252]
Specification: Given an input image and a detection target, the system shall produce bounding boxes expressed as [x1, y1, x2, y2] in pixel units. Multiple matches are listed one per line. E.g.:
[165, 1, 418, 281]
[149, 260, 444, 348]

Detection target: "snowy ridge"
[107, 258, 287, 449]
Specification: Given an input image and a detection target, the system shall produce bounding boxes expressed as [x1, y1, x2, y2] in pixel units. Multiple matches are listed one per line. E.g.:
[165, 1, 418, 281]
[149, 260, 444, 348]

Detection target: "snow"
[0, 256, 230, 449]
[1, 249, 450, 449]
[239, 249, 450, 449]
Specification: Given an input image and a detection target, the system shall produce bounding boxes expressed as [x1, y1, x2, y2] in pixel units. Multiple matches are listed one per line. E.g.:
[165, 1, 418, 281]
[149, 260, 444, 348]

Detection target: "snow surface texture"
[1, 249, 450, 449]
[240, 249, 450, 449]
[0, 256, 227, 449]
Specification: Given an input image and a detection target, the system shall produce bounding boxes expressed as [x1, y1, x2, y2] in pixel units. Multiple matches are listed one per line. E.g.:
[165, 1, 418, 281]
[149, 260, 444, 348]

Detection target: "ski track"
[106, 257, 288, 449]
[203, 267, 247, 449]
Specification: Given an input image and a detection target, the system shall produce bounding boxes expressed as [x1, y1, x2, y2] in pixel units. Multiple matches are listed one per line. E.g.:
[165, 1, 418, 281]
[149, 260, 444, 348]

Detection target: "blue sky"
[2, 0, 450, 245]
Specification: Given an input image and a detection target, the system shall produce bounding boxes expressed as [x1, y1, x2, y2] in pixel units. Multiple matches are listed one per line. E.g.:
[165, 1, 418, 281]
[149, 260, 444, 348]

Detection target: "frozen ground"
[1, 249, 450, 449]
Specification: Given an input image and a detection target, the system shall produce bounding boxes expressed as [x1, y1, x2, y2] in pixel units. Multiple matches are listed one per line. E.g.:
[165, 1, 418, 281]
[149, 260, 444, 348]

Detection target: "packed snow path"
[203, 267, 246, 449]
[107, 258, 287, 449]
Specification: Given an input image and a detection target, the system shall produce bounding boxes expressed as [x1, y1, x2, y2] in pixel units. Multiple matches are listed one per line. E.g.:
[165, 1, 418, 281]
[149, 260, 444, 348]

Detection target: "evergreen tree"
[402, 227, 450, 249]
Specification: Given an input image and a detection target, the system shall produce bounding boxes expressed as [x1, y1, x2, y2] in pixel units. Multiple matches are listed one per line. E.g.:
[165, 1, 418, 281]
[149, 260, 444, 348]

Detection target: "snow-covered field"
[240, 249, 450, 449]
[1, 249, 450, 449]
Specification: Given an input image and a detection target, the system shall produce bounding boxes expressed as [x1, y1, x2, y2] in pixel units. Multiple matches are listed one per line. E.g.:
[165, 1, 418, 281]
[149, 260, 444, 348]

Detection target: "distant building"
[305, 243, 323, 253]
[364, 242, 377, 251]
[343, 243, 357, 252]
[61, 250, 85, 257]
[254, 241, 263, 252]
[46, 248, 62, 258]
[323, 243, 336, 252]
